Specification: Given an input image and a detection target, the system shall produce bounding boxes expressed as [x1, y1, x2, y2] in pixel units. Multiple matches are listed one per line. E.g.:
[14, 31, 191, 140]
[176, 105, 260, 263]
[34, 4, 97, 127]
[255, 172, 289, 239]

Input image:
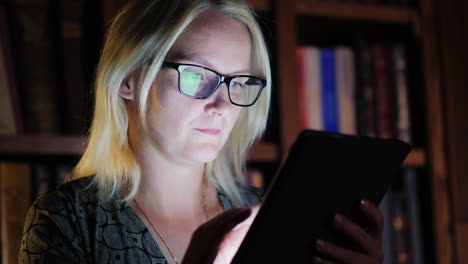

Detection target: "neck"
[131, 135, 209, 221]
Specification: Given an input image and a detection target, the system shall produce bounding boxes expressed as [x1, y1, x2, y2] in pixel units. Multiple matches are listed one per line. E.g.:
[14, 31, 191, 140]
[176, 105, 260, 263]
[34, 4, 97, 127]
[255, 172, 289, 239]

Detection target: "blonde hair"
[72, 0, 271, 206]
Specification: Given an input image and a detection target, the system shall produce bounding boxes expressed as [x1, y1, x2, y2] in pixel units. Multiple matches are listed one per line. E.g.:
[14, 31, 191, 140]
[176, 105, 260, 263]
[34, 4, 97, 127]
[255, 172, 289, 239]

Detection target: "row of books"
[380, 168, 425, 264]
[0, 161, 73, 262]
[317, 0, 416, 7]
[296, 43, 412, 143]
[31, 161, 74, 199]
[0, 1, 122, 136]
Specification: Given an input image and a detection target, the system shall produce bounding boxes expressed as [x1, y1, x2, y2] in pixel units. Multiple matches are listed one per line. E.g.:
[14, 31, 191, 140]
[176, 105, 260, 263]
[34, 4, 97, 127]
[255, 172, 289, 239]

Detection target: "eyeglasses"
[162, 61, 266, 107]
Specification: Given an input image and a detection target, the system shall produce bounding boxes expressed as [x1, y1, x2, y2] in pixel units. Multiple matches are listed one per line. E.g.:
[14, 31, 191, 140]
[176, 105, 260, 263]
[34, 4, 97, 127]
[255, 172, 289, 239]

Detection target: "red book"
[373, 44, 395, 139]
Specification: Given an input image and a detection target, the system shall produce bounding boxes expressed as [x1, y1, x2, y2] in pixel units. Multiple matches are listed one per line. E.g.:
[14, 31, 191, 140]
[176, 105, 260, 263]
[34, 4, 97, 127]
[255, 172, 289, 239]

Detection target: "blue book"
[320, 49, 339, 132]
[403, 168, 424, 264]
[379, 190, 395, 264]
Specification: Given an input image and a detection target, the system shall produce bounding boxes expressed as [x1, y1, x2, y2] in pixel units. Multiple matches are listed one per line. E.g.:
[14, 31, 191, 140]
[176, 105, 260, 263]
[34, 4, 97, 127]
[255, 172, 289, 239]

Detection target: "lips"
[194, 128, 221, 135]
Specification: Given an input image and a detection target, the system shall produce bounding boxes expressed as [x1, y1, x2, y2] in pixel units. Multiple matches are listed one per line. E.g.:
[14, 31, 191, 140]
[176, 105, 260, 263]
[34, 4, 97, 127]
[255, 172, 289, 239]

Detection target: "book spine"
[10, 0, 62, 134]
[403, 168, 424, 264]
[0, 162, 31, 263]
[373, 44, 395, 139]
[355, 39, 377, 137]
[391, 190, 412, 264]
[379, 190, 395, 264]
[31, 162, 51, 199]
[335, 46, 357, 135]
[320, 48, 339, 132]
[58, 0, 87, 134]
[304, 46, 322, 130]
[392, 44, 412, 144]
[0, 5, 22, 134]
[296, 46, 308, 130]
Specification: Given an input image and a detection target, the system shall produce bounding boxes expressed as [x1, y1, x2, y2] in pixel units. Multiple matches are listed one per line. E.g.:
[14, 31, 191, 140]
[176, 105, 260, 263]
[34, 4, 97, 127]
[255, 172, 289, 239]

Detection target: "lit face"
[146, 11, 251, 164]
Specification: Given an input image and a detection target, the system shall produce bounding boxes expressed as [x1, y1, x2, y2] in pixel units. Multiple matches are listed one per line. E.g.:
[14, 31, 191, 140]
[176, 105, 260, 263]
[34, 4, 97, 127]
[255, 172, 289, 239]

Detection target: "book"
[31, 162, 51, 199]
[403, 168, 424, 264]
[355, 37, 377, 137]
[392, 44, 412, 143]
[0, 5, 22, 135]
[373, 44, 395, 139]
[379, 190, 395, 264]
[390, 189, 412, 264]
[9, 0, 62, 134]
[58, 0, 88, 134]
[297, 46, 308, 130]
[304, 47, 322, 131]
[320, 48, 339, 132]
[297, 46, 322, 130]
[0, 162, 31, 264]
[335, 46, 357, 135]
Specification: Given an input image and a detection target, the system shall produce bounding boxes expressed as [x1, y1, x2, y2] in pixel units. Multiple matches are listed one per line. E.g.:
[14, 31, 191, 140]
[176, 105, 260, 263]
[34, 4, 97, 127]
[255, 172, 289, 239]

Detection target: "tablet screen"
[232, 130, 411, 263]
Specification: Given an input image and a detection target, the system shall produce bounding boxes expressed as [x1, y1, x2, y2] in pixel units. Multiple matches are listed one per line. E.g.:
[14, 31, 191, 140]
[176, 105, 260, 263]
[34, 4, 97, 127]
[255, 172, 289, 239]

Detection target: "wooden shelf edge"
[295, 0, 417, 24]
[247, 0, 270, 12]
[403, 148, 426, 167]
[0, 135, 86, 156]
[248, 142, 278, 161]
[0, 135, 423, 167]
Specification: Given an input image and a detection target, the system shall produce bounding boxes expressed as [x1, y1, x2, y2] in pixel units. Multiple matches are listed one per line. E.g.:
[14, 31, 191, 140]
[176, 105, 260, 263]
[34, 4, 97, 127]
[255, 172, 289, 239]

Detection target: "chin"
[187, 144, 221, 163]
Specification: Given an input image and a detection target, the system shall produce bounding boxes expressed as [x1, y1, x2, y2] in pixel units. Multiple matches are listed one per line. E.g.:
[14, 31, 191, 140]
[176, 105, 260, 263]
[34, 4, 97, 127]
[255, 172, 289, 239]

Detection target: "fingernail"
[361, 200, 369, 206]
[313, 256, 322, 263]
[315, 239, 325, 250]
[334, 213, 343, 223]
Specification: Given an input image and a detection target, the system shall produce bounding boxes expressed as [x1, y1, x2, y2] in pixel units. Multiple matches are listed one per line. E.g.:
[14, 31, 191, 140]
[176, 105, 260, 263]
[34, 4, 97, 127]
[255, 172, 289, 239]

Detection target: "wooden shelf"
[0, 135, 279, 161]
[295, 0, 418, 24]
[0, 135, 86, 156]
[247, 0, 270, 12]
[403, 148, 426, 167]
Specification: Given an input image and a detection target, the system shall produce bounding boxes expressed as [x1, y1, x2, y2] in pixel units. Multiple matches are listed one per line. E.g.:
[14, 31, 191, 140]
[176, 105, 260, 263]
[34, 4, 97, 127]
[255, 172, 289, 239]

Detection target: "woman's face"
[147, 11, 251, 164]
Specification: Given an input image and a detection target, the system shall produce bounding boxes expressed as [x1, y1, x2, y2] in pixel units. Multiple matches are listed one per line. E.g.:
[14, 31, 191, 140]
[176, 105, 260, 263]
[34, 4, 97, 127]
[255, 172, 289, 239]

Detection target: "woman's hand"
[181, 207, 252, 264]
[314, 200, 384, 264]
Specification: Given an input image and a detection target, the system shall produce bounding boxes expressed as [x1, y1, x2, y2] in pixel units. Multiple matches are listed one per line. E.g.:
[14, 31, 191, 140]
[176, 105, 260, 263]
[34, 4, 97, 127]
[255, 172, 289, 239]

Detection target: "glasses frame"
[162, 61, 266, 107]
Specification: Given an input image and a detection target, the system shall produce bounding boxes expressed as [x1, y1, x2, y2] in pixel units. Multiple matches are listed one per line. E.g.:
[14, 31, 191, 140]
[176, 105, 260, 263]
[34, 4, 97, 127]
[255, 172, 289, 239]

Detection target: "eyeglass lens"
[179, 66, 263, 106]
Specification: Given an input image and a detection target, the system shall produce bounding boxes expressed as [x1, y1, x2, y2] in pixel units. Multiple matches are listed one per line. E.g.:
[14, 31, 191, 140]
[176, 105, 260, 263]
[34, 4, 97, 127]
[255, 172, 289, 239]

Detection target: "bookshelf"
[0, 0, 465, 263]
[274, 0, 458, 263]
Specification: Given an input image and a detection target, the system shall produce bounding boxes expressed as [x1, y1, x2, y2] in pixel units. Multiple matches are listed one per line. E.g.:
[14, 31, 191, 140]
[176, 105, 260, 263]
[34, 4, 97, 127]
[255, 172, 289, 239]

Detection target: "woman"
[19, 0, 384, 263]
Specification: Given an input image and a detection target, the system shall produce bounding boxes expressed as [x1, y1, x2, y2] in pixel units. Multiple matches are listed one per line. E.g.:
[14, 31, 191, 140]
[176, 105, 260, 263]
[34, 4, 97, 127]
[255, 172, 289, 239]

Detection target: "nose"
[204, 83, 231, 115]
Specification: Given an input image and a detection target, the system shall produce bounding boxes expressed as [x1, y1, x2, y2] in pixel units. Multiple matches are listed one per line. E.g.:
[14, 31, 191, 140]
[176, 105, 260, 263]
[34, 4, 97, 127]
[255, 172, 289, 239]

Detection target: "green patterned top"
[19, 176, 262, 264]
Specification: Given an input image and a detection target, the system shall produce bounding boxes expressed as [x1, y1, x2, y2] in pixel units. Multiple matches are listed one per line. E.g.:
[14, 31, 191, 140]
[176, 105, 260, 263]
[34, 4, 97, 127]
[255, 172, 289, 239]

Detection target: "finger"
[312, 256, 339, 264]
[196, 207, 251, 240]
[214, 207, 252, 229]
[333, 214, 381, 256]
[315, 239, 376, 264]
[360, 200, 384, 241]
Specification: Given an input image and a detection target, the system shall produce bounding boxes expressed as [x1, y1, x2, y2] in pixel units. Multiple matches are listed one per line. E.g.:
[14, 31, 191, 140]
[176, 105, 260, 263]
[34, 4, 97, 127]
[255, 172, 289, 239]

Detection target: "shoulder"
[217, 184, 264, 210]
[33, 176, 98, 211]
[239, 184, 263, 206]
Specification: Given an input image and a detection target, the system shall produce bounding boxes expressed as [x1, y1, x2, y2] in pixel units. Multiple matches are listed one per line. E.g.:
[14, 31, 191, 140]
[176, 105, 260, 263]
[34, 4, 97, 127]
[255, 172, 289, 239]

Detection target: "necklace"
[134, 183, 209, 264]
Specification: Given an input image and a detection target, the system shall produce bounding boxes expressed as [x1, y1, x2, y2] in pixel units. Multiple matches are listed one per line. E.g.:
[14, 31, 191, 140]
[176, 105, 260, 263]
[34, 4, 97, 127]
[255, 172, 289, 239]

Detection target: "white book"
[335, 46, 356, 135]
[393, 44, 412, 143]
[304, 46, 322, 130]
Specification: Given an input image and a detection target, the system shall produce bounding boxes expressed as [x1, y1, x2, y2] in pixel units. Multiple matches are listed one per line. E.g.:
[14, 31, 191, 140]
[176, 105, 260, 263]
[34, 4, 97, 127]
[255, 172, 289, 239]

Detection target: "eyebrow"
[167, 50, 251, 75]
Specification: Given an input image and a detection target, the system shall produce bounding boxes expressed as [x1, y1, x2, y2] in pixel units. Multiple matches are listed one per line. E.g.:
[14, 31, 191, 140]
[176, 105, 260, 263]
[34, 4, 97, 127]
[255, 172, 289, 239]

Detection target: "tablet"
[232, 130, 412, 263]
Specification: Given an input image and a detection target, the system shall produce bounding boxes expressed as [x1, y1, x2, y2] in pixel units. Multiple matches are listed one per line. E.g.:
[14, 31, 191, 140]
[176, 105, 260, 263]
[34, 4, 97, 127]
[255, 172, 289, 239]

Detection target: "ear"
[119, 76, 134, 100]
